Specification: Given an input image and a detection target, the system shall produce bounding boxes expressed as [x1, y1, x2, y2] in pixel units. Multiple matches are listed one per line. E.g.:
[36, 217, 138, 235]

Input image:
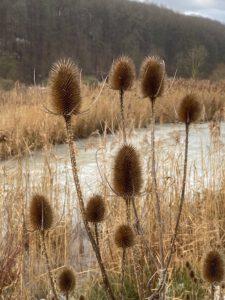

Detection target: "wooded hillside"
[1, 0, 225, 85]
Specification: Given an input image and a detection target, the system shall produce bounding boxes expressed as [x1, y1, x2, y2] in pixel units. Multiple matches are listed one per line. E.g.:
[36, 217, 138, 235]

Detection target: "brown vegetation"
[0, 78, 224, 160]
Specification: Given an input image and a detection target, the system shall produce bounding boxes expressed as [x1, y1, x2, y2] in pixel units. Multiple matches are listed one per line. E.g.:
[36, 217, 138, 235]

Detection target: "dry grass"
[1, 120, 225, 299]
[0, 78, 224, 160]
[1, 78, 225, 299]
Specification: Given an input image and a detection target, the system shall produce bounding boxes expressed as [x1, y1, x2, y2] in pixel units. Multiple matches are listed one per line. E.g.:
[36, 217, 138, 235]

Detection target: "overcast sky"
[142, 0, 225, 23]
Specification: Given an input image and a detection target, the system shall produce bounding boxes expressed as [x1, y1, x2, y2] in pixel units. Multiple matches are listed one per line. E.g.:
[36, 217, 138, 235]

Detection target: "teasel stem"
[40, 231, 59, 300]
[211, 284, 215, 300]
[131, 195, 160, 269]
[66, 292, 69, 300]
[148, 122, 190, 299]
[131, 197, 142, 234]
[95, 223, 100, 249]
[120, 89, 127, 144]
[125, 197, 131, 224]
[121, 248, 126, 300]
[132, 246, 144, 300]
[150, 98, 165, 271]
[166, 122, 189, 269]
[64, 115, 115, 300]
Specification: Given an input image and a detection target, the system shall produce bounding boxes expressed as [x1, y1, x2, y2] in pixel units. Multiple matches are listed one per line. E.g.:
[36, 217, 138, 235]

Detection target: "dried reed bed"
[0, 79, 224, 160]
[1, 125, 225, 299]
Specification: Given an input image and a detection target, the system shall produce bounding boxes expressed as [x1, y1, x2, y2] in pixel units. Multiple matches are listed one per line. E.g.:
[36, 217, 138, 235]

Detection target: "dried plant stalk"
[65, 115, 115, 300]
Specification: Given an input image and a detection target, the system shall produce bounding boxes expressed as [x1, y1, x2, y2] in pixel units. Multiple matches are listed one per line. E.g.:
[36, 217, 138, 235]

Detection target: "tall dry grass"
[0, 78, 224, 160]
[1, 121, 225, 299]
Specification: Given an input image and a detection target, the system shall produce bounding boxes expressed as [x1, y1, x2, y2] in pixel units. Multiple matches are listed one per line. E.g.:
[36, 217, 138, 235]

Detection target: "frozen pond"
[1, 122, 225, 200]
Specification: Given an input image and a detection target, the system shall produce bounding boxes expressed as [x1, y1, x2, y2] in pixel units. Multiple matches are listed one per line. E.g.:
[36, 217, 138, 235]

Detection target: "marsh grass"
[0, 79, 224, 160]
[1, 122, 224, 298]
[1, 73, 225, 299]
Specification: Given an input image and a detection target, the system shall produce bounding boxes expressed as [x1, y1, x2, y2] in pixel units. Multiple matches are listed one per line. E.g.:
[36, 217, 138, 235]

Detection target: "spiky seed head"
[114, 224, 135, 248]
[185, 261, 191, 270]
[178, 94, 202, 124]
[109, 56, 136, 91]
[189, 270, 195, 279]
[58, 268, 76, 294]
[140, 56, 165, 100]
[79, 296, 85, 300]
[202, 250, 224, 284]
[113, 145, 142, 198]
[49, 58, 81, 116]
[85, 195, 106, 223]
[30, 194, 53, 231]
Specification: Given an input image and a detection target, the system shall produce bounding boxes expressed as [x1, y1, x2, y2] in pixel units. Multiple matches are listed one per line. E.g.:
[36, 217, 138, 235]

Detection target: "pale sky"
[141, 0, 225, 23]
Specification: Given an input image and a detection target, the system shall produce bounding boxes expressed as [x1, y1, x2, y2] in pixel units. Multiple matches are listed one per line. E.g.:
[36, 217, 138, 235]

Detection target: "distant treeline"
[1, 0, 225, 85]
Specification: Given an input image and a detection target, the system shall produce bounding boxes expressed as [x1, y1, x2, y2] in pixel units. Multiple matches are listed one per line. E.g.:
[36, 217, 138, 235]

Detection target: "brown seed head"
[85, 195, 106, 223]
[109, 56, 135, 91]
[185, 261, 192, 270]
[114, 224, 135, 248]
[113, 145, 142, 198]
[189, 270, 195, 279]
[58, 268, 76, 294]
[140, 56, 165, 100]
[178, 94, 202, 124]
[202, 250, 224, 284]
[79, 296, 85, 300]
[30, 194, 53, 231]
[49, 58, 81, 116]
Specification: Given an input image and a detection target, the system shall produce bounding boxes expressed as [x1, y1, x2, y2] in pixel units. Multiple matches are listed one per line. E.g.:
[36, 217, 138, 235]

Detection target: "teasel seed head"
[79, 296, 85, 300]
[202, 250, 224, 284]
[85, 195, 106, 223]
[109, 56, 136, 91]
[114, 224, 135, 249]
[189, 270, 195, 280]
[49, 58, 81, 117]
[30, 194, 53, 231]
[58, 268, 76, 294]
[113, 144, 143, 198]
[140, 56, 165, 100]
[178, 94, 202, 124]
[185, 261, 192, 270]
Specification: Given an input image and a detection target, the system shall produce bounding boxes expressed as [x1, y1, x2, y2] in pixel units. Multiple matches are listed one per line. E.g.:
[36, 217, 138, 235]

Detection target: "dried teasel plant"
[113, 144, 142, 224]
[48, 59, 115, 300]
[30, 194, 53, 231]
[86, 195, 106, 249]
[140, 56, 166, 297]
[149, 94, 202, 299]
[178, 94, 202, 124]
[58, 268, 76, 300]
[114, 224, 135, 299]
[29, 194, 58, 300]
[49, 58, 81, 117]
[203, 250, 224, 299]
[114, 224, 135, 249]
[79, 295, 85, 300]
[140, 56, 165, 101]
[109, 56, 136, 143]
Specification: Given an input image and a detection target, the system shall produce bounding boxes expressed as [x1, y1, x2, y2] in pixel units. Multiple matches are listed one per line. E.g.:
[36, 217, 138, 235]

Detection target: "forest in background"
[1, 0, 225, 87]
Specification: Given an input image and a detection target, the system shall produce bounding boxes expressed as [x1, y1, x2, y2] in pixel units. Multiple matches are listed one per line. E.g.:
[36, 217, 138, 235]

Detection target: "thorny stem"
[65, 116, 115, 300]
[166, 122, 189, 269]
[131, 197, 142, 234]
[211, 284, 215, 300]
[40, 231, 59, 300]
[148, 122, 190, 299]
[125, 197, 131, 224]
[121, 248, 126, 300]
[120, 89, 127, 144]
[150, 99, 165, 272]
[95, 223, 100, 250]
[131, 195, 160, 270]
